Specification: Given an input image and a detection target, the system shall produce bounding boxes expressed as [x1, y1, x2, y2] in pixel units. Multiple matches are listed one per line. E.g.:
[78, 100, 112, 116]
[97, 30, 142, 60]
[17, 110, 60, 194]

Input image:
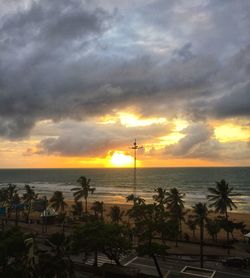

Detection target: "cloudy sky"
[0, 0, 250, 168]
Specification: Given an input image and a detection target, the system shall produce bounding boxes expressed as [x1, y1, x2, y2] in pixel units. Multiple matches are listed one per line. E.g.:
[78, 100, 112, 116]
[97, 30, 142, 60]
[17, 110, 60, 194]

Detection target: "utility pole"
[130, 139, 142, 192]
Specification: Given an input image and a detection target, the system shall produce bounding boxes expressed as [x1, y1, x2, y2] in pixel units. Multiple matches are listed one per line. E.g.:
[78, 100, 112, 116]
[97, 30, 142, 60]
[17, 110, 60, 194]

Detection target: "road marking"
[124, 256, 138, 266]
[85, 253, 129, 267]
[128, 256, 250, 278]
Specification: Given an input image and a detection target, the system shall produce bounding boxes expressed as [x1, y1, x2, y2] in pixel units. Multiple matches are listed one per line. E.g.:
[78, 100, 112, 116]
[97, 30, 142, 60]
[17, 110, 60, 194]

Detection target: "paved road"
[71, 252, 133, 267]
[126, 256, 250, 277]
[71, 252, 250, 277]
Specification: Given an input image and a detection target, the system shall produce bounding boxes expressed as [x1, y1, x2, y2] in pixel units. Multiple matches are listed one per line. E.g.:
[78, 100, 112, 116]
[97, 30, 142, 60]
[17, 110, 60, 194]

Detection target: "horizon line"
[0, 166, 249, 170]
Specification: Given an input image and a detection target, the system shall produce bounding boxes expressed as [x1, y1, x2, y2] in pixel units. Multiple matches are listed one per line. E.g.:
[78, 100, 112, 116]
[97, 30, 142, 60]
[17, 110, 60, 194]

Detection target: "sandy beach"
[9, 199, 249, 242]
[4, 199, 250, 260]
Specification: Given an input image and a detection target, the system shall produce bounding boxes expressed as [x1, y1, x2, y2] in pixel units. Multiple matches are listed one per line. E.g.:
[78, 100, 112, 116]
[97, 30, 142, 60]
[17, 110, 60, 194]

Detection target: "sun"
[109, 151, 134, 167]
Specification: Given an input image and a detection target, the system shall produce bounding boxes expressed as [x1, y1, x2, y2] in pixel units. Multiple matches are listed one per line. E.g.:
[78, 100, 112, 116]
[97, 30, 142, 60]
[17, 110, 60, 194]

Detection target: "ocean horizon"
[0, 167, 249, 213]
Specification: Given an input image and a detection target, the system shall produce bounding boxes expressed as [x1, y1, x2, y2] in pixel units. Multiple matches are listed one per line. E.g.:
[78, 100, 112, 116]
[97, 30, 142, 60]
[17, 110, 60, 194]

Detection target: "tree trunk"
[85, 198, 88, 214]
[212, 234, 215, 242]
[15, 209, 18, 226]
[152, 254, 163, 278]
[200, 220, 204, 268]
[114, 258, 121, 266]
[93, 250, 98, 267]
[179, 219, 182, 239]
[225, 210, 230, 255]
[26, 203, 31, 223]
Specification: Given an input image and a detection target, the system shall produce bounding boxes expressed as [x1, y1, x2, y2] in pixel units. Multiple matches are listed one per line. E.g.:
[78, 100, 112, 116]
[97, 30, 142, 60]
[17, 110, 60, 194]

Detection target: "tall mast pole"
[131, 139, 142, 193]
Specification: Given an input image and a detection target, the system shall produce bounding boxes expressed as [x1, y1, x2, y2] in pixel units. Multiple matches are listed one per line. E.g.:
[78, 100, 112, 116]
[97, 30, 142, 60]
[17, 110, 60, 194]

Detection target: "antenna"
[130, 139, 143, 192]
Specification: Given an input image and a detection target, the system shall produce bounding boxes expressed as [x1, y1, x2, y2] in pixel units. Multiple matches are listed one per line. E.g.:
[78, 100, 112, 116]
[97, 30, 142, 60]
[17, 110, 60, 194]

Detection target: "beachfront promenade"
[1, 178, 250, 277]
[2, 211, 250, 277]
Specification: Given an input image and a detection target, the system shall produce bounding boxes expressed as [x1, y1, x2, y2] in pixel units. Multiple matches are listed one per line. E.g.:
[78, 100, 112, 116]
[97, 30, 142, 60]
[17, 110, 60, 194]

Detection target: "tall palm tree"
[22, 184, 38, 223]
[91, 201, 104, 220]
[71, 200, 84, 217]
[41, 195, 48, 233]
[13, 193, 21, 226]
[109, 205, 124, 224]
[186, 218, 197, 239]
[153, 187, 167, 207]
[5, 184, 18, 218]
[205, 218, 221, 242]
[192, 202, 208, 268]
[208, 179, 239, 253]
[71, 176, 95, 214]
[0, 188, 8, 207]
[126, 194, 145, 205]
[166, 188, 185, 239]
[50, 191, 68, 213]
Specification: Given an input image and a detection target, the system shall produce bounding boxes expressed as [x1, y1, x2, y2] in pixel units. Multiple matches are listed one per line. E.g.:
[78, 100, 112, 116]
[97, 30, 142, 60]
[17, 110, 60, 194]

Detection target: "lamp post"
[130, 139, 142, 192]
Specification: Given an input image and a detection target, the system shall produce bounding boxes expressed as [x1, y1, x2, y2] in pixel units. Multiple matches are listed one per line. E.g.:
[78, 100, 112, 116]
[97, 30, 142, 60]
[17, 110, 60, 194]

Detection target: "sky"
[0, 0, 250, 168]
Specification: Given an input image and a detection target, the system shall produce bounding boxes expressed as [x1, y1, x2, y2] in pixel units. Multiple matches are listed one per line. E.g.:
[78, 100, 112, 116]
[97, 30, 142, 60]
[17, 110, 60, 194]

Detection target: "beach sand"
[47, 199, 250, 242]
[4, 199, 250, 258]
[7, 199, 250, 239]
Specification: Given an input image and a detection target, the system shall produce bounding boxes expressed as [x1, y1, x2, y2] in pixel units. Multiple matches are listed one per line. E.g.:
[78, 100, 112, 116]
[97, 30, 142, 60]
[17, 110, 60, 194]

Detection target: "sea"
[0, 167, 249, 213]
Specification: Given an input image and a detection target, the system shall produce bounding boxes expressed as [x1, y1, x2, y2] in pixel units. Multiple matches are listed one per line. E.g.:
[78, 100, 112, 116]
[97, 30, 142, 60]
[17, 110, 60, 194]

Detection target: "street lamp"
[130, 139, 143, 192]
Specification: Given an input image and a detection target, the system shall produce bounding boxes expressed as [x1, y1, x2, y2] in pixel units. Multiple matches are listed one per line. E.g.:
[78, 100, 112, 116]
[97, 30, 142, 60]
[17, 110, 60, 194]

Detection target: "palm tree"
[192, 202, 208, 268]
[0, 188, 8, 207]
[50, 191, 68, 213]
[22, 184, 37, 223]
[41, 196, 48, 233]
[109, 205, 124, 224]
[91, 201, 104, 220]
[153, 187, 167, 207]
[205, 218, 221, 242]
[186, 218, 197, 239]
[38, 233, 75, 277]
[126, 194, 145, 205]
[166, 188, 185, 239]
[71, 176, 95, 214]
[128, 201, 168, 278]
[71, 200, 83, 218]
[208, 179, 239, 253]
[13, 193, 21, 226]
[72, 221, 104, 267]
[5, 184, 18, 218]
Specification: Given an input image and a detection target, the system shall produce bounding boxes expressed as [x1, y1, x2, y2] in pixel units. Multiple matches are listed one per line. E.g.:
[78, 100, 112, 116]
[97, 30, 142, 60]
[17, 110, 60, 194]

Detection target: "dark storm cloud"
[0, 116, 34, 139]
[0, 0, 113, 138]
[36, 120, 172, 156]
[212, 82, 250, 118]
[0, 0, 250, 140]
[191, 45, 250, 119]
[166, 123, 213, 156]
[165, 123, 250, 161]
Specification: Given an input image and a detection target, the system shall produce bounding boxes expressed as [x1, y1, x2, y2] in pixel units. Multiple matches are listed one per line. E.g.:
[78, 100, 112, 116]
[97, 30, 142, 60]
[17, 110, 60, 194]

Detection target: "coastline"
[4, 199, 250, 258]
[60, 199, 250, 241]
[1, 167, 250, 212]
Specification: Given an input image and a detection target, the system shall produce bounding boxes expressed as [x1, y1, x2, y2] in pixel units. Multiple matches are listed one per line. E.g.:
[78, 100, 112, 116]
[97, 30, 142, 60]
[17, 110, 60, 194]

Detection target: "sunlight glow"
[173, 119, 189, 131]
[118, 112, 166, 127]
[98, 112, 166, 127]
[159, 132, 185, 145]
[110, 151, 134, 167]
[215, 124, 250, 142]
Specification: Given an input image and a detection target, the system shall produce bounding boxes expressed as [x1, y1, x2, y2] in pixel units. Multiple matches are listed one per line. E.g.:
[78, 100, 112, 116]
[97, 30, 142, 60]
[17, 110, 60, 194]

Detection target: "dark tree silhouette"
[192, 203, 208, 268]
[71, 176, 95, 214]
[208, 179, 239, 253]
